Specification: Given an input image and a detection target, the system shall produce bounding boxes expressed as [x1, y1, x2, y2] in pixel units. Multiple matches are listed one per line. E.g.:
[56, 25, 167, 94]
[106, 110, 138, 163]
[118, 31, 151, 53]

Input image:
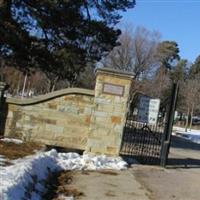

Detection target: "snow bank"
[0, 150, 59, 200]
[57, 153, 127, 170]
[57, 195, 74, 200]
[0, 138, 23, 144]
[0, 155, 11, 167]
[173, 126, 200, 144]
[0, 155, 7, 166]
[0, 150, 127, 200]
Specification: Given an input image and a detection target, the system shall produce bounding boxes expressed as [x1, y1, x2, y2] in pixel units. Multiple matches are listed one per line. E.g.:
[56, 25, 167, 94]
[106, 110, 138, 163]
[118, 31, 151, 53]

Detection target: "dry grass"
[98, 170, 119, 176]
[0, 140, 43, 160]
[43, 171, 84, 200]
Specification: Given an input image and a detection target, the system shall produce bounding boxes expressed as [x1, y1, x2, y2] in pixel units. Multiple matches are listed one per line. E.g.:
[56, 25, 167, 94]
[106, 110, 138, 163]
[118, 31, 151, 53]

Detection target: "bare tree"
[102, 26, 160, 80]
[182, 74, 200, 131]
[0, 66, 51, 96]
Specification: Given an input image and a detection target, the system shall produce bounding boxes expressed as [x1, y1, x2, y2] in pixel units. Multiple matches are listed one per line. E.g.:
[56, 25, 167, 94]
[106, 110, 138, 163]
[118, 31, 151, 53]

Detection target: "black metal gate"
[120, 99, 164, 165]
[120, 84, 179, 166]
[120, 116, 164, 164]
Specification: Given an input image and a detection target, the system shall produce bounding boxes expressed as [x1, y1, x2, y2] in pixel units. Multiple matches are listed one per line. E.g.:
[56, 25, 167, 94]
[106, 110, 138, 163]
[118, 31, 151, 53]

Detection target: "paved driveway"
[132, 135, 200, 200]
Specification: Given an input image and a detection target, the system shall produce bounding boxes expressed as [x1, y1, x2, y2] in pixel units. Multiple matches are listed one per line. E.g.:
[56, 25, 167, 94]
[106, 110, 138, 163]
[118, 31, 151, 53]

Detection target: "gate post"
[160, 83, 179, 167]
[86, 68, 134, 155]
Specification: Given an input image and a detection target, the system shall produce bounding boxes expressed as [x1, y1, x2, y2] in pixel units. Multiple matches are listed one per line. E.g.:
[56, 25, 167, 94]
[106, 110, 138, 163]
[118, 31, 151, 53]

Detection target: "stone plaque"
[103, 83, 124, 96]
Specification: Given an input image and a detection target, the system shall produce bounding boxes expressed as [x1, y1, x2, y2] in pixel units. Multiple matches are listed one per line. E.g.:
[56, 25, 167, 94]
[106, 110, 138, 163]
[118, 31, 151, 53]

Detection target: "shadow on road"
[167, 158, 200, 169]
[170, 135, 200, 151]
[167, 135, 200, 169]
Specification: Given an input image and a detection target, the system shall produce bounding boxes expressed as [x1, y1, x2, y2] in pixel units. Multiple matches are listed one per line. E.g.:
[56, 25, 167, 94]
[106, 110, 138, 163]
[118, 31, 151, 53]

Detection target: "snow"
[0, 149, 127, 200]
[173, 126, 200, 144]
[0, 155, 7, 166]
[0, 138, 23, 144]
[57, 195, 74, 200]
[57, 152, 127, 170]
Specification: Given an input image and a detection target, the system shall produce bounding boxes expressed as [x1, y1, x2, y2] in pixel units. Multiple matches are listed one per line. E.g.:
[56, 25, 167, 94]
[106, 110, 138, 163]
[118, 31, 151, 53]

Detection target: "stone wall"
[86, 68, 134, 155]
[1, 68, 134, 155]
[4, 88, 94, 150]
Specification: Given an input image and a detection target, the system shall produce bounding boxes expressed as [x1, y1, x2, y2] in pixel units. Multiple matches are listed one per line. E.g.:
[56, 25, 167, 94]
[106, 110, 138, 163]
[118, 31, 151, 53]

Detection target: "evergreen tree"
[156, 41, 180, 70]
[0, 0, 136, 87]
[170, 59, 188, 83]
[189, 55, 200, 78]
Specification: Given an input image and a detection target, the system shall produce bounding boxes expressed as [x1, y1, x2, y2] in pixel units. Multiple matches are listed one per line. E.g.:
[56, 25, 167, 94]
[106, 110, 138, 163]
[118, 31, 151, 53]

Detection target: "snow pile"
[0, 155, 7, 167]
[0, 150, 59, 200]
[0, 155, 12, 167]
[58, 152, 127, 170]
[0, 138, 23, 144]
[173, 126, 200, 144]
[0, 149, 127, 200]
[57, 195, 74, 200]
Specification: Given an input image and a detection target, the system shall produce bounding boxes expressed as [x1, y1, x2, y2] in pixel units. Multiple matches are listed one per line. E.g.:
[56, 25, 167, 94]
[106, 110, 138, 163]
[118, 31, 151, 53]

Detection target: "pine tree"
[0, 0, 136, 86]
[189, 55, 200, 78]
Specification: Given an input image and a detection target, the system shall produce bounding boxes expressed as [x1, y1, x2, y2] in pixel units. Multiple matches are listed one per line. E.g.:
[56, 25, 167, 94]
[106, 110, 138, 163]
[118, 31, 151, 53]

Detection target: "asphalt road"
[132, 135, 200, 200]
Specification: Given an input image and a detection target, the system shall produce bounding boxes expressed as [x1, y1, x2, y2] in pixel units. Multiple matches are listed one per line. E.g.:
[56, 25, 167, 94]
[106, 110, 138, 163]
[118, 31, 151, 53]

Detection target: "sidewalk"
[71, 170, 150, 200]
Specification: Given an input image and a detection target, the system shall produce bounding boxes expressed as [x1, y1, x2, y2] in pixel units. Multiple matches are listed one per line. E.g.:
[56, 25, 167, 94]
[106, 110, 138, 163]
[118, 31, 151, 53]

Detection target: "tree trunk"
[51, 84, 56, 92]
[49, 77, 58, 92]
[189, 104, 194, 131]
[21, 73, 28, 99]
[16, 75, 21, 96]
[185, 106, 190, 132]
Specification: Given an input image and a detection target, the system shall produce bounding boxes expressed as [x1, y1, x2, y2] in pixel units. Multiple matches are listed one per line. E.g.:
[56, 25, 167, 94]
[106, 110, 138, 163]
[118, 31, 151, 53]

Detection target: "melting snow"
[0, 155, 7, 167]
[0, 149, 127, 200]
[173, 126, 200, 144]
[0, 138, 23, 144]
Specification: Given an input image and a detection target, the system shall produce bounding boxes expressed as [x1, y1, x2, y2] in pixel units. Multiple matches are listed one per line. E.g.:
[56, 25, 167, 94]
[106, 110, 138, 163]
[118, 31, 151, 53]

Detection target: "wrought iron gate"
[120, 114, 164, 164]
[120, 84, 178, 166]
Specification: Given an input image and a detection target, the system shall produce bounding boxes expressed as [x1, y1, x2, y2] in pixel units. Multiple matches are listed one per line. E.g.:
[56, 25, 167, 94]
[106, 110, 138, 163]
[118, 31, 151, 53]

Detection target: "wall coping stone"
[6, 87, 94, 105]
[96, 67, 135, 80]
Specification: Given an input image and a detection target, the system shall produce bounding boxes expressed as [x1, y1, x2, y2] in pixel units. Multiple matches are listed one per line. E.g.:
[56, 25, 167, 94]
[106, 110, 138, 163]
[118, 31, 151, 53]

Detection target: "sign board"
[137, 96, 160, 125]
[102, 83, 124, 96]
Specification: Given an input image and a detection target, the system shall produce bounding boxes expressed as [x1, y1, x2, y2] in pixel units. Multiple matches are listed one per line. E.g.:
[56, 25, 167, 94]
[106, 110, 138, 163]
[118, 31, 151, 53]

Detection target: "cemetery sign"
[137, 96, 160, 125]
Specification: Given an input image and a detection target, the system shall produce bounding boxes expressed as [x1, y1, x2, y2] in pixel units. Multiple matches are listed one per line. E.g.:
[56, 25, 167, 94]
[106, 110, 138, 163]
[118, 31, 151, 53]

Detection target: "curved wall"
[4, 88, 94, 150]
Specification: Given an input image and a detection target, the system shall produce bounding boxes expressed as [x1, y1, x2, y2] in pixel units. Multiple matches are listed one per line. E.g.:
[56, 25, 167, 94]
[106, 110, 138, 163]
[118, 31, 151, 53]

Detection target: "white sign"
[137, 96, 160, 125]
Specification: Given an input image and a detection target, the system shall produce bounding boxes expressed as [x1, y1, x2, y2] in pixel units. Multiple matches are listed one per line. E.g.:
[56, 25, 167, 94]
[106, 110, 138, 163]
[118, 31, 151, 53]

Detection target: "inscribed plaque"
[103, 83, 124, 96]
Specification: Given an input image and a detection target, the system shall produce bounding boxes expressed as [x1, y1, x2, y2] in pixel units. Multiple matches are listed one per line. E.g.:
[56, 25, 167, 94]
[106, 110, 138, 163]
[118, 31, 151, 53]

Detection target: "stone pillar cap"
[96, 67, 135, 80]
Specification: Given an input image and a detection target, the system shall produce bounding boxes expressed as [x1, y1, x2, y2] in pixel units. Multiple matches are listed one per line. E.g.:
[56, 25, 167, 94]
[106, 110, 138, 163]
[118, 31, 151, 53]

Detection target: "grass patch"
[43, 171, 84, 200]
[0, 140, 43, 160]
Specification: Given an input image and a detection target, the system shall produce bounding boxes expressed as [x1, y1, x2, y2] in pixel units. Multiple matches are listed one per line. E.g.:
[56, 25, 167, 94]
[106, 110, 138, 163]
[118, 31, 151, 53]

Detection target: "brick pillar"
[86, 68, 134, 155]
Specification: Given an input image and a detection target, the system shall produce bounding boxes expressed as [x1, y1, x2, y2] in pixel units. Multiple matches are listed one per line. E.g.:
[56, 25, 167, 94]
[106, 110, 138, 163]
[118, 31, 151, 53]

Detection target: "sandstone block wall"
[86, 68, 134, 155]
[4, 88, 94, 150]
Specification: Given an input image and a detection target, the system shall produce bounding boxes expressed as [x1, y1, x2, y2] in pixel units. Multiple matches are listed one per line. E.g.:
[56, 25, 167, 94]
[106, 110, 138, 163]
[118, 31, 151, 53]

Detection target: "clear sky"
[120, 0, 200, 63]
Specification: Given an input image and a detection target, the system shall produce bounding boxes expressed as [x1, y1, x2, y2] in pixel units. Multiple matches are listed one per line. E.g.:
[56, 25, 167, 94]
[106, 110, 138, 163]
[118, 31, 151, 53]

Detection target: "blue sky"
[120, 0, 200, 63]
